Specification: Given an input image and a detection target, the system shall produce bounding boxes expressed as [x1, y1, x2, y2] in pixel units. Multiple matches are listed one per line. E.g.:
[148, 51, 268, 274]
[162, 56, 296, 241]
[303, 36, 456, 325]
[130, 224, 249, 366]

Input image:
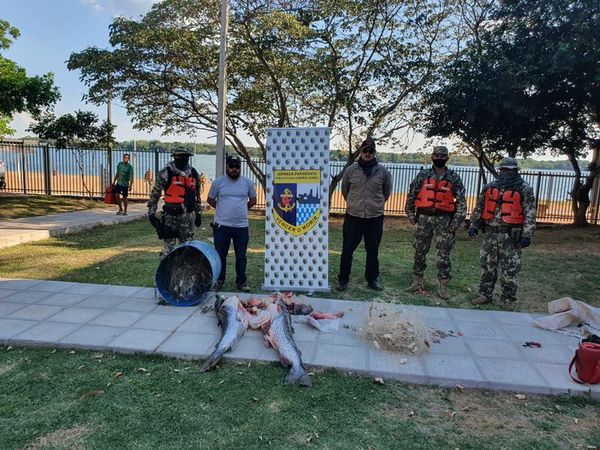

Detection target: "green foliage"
[0, 20, 60, 137]
[67, 0, 451, 186]
[28, 110, 115, 149]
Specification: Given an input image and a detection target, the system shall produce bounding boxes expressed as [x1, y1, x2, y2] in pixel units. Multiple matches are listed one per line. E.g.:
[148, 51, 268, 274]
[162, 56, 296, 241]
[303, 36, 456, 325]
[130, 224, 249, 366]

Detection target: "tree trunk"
[564, 146, 600, 227]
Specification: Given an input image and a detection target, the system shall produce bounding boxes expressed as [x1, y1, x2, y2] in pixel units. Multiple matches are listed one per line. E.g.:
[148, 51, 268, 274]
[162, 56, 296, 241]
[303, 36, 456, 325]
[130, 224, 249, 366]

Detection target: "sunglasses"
[228, 164, 240, 169]
[361, 148, 375, 154]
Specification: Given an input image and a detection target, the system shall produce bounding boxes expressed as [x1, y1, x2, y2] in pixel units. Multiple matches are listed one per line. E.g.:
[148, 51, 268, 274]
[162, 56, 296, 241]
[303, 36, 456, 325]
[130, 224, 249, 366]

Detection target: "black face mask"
[174, 156, 190, 170]
[432, 158, 447, 168]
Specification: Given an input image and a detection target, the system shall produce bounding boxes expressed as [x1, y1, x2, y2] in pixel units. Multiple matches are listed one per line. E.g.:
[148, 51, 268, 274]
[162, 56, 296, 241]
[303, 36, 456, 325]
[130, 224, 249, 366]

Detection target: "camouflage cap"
[498, 157, 519, 170]
[432, 146, 449, 156]
[172, 148, 194, 157]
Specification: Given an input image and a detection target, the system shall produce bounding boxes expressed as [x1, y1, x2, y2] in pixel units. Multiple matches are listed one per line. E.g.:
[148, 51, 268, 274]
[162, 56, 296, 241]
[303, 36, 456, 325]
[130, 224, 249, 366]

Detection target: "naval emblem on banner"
[272, 170, 321, 236]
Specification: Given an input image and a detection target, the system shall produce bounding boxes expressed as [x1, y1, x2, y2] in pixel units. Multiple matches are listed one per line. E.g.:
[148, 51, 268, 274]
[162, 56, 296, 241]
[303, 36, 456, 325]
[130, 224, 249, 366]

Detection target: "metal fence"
[1, 141, 599, 224]
[240, 159, 600, 224]
[0, 141, 175, 199]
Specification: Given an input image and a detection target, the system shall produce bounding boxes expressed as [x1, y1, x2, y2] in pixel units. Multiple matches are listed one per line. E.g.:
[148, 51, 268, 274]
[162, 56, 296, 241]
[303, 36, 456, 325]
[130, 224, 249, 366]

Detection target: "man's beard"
[227, 171, 240, 179]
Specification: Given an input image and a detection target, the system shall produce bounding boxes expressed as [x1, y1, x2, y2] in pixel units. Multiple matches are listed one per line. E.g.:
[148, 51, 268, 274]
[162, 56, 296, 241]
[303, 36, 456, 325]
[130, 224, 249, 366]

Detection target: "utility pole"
[215, 0, 229, 178]
[107, 76, 113, 182]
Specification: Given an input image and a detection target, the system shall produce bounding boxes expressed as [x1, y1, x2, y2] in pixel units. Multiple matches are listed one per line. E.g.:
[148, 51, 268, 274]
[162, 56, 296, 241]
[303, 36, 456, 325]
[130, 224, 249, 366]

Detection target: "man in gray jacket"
[337, 137, 392, 291]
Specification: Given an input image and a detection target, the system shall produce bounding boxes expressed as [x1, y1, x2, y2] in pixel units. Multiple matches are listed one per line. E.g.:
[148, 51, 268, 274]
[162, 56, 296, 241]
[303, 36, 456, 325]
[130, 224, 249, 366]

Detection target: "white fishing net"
[360, 302, 432, 355]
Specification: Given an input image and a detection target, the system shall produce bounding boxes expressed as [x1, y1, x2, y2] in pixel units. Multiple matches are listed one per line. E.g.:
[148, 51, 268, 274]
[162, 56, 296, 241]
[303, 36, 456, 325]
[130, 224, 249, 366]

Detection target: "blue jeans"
[213, 224, 249, 284]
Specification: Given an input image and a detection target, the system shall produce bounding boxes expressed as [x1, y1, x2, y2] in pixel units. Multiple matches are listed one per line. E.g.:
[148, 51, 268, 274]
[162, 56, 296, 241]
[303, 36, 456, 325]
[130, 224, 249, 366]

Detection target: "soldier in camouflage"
[405, 146, 467, 300]
[468, 157, 536, 311]
[147, 149, 202, 259]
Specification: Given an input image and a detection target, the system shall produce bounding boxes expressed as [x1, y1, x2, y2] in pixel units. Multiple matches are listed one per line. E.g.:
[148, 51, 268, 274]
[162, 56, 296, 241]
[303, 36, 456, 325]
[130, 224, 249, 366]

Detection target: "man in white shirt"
[207, 156, 257, 292]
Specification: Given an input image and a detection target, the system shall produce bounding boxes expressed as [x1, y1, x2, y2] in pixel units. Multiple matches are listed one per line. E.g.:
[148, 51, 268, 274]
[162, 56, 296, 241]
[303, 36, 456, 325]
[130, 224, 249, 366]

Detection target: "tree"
[67, 0, 452, 193]
[493, 0, 600, 226]
[29, 110, 115, 195]
[0, 19, 60, 138]
[420, 0, 550, 182]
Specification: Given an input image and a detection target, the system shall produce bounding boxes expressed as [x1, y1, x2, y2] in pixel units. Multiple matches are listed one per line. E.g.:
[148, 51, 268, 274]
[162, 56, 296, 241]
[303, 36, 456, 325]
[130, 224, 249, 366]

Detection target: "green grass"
[1, 213, 600, 447]
[0, 193, 107, 220]
[1, 212, 599, 312]
[1, 347, 599, 449]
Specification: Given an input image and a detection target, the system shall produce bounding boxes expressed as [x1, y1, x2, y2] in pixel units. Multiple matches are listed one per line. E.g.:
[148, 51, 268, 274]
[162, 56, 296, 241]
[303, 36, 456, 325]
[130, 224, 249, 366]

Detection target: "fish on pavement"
[200, 295, 249, 372]
[263, 299, 312, 386]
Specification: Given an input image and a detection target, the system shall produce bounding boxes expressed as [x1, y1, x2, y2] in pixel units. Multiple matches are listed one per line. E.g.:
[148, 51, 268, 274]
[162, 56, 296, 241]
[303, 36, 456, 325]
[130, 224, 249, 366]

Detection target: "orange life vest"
[164, 175, 198, 204]
[481, 187, 524, 225]
[414, 177, 456, 213]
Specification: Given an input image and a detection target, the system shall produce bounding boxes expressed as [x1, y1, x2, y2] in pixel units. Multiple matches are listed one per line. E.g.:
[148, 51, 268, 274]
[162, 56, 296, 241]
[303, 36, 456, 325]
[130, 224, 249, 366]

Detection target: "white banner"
[262, 128, 330, 292]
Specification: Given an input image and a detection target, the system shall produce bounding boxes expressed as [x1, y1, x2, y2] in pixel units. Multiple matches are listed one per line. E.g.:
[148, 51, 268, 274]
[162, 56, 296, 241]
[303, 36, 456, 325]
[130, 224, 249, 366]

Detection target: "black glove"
[194, 213, 202, 227]
[468, 228, 478, 237]
[519, 237, 531, 248]
[148, 213, 159, 229]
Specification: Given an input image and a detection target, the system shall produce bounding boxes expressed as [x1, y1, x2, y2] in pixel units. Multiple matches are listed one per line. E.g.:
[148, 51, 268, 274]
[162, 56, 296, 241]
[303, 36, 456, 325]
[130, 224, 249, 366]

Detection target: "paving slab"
[0, 302, 26, 317]
[107, 329, 172, 353]
[0, 318, 38, 339]
[48, 307, 105, 324]
[1, 278, 599, 399]
[39, 292, 89, 307]
[29, 281, 77, 293]
[3, 290, 54, 304]
[475, 358, 550, 394]
[7, 304, 64, 321]
[60, 325, 126, 349]
[132, 313, 190, 332]
[90, 310, 146, 328]
[156, 332, 216, 359]
[14, 321, 81, 344]
[422, 354, 485, 388]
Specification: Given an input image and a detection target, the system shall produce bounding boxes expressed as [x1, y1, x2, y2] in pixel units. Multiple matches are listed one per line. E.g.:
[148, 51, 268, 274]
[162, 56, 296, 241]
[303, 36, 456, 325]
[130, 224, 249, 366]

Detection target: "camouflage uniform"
[470, 165, 536, 304]
[405, 168, 467, 280]
[148, 160, 202, 259]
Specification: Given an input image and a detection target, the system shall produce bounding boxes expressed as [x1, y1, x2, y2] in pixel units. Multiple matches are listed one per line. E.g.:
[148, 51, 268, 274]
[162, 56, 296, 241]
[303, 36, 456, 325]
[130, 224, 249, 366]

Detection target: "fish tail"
[199, 349, 224, 372]
[285, 364, 312, 387]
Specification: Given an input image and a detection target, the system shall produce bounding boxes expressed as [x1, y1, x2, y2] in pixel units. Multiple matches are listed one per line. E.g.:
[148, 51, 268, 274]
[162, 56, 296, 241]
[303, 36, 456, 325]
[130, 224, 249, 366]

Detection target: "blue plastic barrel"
[155, 240, 222, 306]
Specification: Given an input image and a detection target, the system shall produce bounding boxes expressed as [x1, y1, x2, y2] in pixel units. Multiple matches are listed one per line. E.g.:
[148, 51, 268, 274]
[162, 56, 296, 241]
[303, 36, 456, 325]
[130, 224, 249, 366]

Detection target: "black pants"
[338, 214, 384, 284]
[213, 224, 249, 284]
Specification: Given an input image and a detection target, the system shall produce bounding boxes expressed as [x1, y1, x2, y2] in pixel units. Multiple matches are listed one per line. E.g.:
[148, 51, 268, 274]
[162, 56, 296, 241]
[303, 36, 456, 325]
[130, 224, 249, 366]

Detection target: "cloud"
[80, 0, 103, 13]
[80, 0, 159, 17]
[106, 0, 161, 17]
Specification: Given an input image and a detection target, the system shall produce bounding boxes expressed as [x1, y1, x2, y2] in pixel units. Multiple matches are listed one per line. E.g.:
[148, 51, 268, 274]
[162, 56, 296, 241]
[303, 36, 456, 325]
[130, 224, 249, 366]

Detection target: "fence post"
[154, 148, 160, 180]
[534, 172, 542, 208]
[20, 142, 27, 194]
[43, 143, 51, 195]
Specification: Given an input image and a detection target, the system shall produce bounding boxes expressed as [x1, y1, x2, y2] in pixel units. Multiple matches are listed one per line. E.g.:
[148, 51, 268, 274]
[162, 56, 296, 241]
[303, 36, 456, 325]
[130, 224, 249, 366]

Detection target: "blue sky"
[3, 0, 211, 143]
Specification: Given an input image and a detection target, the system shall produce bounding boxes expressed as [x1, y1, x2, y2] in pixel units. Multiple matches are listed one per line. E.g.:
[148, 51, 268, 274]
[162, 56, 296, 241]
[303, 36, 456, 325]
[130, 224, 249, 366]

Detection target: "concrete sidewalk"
[0, 278, 597, 399]
[0, 204, 147, 248]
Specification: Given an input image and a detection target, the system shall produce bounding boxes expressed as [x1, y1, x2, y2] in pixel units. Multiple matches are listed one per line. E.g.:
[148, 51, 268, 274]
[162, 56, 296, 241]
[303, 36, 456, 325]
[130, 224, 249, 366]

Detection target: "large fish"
[200, 295, 249, 372]
[263, 299, 312, 386]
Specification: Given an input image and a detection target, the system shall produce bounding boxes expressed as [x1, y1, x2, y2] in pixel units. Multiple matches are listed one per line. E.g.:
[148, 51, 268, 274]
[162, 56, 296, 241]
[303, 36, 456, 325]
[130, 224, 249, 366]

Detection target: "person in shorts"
[112, 153, 134, 215]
